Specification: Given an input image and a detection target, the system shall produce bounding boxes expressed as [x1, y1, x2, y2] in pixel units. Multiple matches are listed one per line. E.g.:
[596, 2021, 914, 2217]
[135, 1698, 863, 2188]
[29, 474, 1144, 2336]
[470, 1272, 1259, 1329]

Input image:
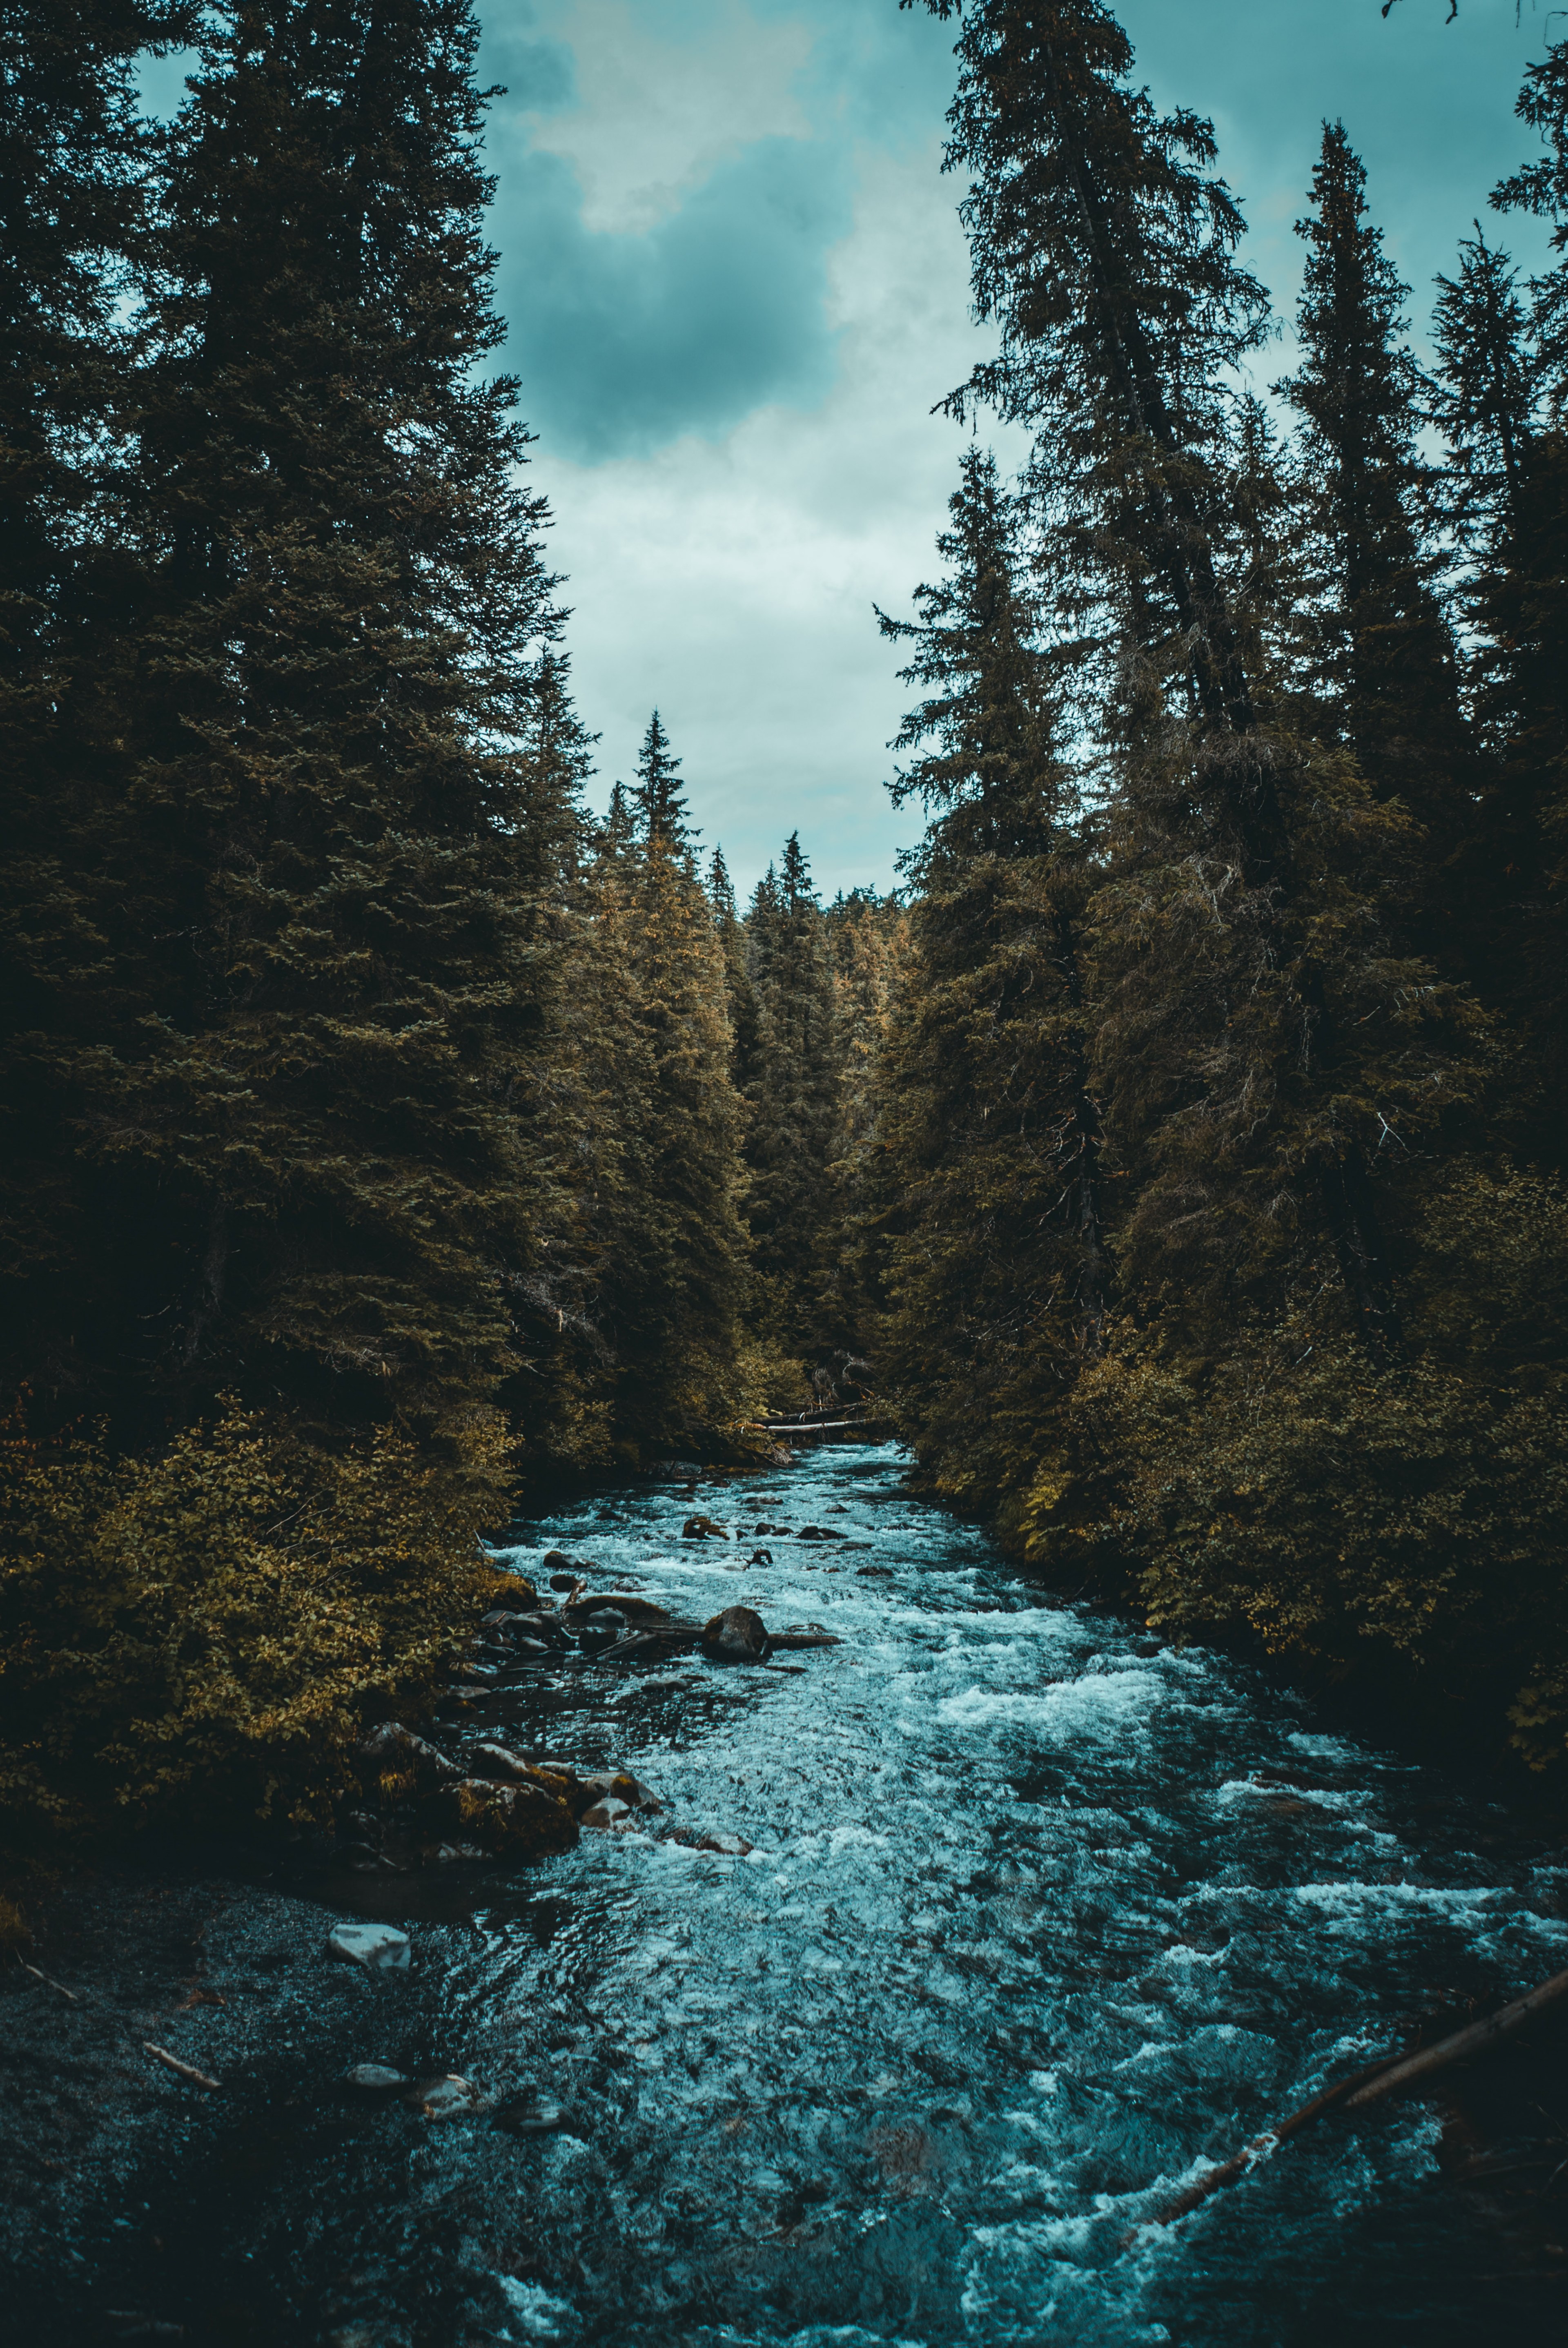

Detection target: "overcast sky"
[477, 0, 1561, 900]
[150, 4, 1568, 899]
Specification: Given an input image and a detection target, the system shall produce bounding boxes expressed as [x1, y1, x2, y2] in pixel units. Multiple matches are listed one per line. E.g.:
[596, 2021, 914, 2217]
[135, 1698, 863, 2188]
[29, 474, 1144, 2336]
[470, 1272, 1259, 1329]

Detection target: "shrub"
[0, 1400, 512, 1843]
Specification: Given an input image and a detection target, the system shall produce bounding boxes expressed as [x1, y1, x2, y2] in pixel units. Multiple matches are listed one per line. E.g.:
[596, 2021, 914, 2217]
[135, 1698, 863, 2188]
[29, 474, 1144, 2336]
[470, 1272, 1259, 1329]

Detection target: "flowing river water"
[70, 1442, 1568, 2345]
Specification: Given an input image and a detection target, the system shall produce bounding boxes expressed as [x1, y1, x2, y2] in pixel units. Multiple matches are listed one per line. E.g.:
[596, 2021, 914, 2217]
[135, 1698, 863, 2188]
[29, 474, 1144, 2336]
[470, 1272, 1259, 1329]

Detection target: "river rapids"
[78, 1443, 1568, 2344]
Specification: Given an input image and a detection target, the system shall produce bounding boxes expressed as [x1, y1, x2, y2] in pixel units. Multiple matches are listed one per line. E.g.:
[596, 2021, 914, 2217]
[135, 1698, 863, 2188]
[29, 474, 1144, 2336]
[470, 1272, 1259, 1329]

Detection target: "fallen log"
[1341, 1960, 1568, 2109]
[1145, 1959, 1568, 2232]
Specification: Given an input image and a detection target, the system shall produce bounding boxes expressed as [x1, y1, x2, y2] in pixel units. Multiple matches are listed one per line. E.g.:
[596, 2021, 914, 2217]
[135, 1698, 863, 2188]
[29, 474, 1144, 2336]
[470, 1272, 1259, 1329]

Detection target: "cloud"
[492, 134, 851, 462]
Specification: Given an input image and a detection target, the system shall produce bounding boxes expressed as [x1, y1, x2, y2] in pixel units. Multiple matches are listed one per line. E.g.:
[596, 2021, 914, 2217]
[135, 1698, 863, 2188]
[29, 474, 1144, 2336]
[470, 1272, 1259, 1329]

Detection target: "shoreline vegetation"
[8, 0, 1568, 1894]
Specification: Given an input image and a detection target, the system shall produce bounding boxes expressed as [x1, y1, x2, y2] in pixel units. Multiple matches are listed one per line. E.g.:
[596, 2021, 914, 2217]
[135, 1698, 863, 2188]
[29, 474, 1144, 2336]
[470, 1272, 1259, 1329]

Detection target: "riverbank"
[5, 1444, 1568, 2346]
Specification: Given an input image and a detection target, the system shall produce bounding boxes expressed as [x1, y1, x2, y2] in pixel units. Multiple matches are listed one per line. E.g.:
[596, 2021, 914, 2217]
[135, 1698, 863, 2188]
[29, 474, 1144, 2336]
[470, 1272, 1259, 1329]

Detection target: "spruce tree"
[70, 0, 567, 1460]
[708, 845, 762, 1094]
[743, 834, 842, 1358]
[579, 717, 751, 1456]
[0, 1, 184, 1409]
[912, 0, 1472, 1365]
[1481, 46, 1568, 1167]
[632, 708, 693, 852]
[873, 446, 1106, 1521]
[1280, 123, 1471, 952]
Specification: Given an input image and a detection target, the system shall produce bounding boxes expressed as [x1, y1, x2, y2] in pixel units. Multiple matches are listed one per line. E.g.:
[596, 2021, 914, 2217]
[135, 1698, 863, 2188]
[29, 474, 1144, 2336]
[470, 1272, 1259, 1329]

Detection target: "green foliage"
[0, 1398, 513, 1840]
[742, 836, 843, 1358]
[880, 0, 1568, 1775]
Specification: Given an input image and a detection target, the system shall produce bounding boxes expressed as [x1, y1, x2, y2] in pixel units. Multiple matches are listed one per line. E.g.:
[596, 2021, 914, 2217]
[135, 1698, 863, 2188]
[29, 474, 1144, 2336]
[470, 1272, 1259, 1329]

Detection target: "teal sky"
[146, 4, 1566, 896]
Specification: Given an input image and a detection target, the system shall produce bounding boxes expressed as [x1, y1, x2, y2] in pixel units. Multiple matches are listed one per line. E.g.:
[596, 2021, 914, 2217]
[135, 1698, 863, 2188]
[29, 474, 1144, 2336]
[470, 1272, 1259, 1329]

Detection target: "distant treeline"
[0, 0, 900, 1838]
[873, 3, 1568, 1770]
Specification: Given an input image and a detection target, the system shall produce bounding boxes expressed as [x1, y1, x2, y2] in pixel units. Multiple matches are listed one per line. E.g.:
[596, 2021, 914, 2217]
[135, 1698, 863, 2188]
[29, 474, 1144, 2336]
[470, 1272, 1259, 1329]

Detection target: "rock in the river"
[580, 1797, 633, 1830]
[427, 1777, 578, 1860]
[747, 1548, 773, 1566]
[696, 1831, 753, 1856]
[577, 1608, 630, 1655]
[683, 1513, 728, 1540]
[356, 1722, 458, 1790]
[494, 2093, 566, 2136]
[701, 1606, 771, 1663]
[410, 2073, 489, 2119]
[576, 1770, 662, 1813]
[796, 1525, 845, 1543]
[343, 2062, 410, 2090]
[326, 1922, 411, 1971]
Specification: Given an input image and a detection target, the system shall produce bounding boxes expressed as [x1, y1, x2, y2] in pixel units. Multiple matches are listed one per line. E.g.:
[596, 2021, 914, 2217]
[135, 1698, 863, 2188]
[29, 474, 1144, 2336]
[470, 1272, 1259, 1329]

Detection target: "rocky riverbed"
[4, 1443, 1568, 2347]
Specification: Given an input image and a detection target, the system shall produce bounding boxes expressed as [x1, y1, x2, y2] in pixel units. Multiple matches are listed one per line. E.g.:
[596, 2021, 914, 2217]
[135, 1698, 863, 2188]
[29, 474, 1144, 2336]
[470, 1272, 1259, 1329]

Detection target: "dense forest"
[5, 0, 1568, 1846]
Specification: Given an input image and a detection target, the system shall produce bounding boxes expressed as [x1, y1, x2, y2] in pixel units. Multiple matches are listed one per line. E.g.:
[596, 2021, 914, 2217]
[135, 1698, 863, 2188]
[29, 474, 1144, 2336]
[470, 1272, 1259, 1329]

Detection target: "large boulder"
[357, 1722, 458, 1797]
[701, 1605, 771, 1663]
[425, 1776, 578, 1860]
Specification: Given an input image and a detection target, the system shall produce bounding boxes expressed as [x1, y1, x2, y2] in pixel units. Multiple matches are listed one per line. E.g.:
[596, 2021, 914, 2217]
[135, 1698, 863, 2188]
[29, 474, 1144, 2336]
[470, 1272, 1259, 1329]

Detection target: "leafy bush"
[0, 1401, 513, 1842]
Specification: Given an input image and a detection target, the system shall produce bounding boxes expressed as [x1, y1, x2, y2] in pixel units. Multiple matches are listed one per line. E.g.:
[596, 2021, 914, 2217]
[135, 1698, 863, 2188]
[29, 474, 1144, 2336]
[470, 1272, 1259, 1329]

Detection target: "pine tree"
[913, 0, 1473, 1365]
[708, 845, 762, 1094]
[1280, 123, 1471, 952]
[0, 1, 184, 1409]
[1477, 47, 1568, 1168]
[742, 833, 842, 1358]
[65, 0, 567, 1462]
[584, 835, 750, 1457]
[873, 445, 1107, 1521]
[632, 708, 693, 853]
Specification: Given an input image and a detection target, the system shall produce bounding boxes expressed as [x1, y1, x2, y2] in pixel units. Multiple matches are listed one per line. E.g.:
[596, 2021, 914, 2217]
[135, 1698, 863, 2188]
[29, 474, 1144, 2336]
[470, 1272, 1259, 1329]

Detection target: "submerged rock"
[343, 2063, 410, 2091]
[701, 1605, 771, 1663]
[411, 2073, 489, 2119]
[696, 1831, 753, 1856]
[326, 1922, 411, 1971]
[683, 1513, 729, 1540]
[494, 2093, 566, 2136]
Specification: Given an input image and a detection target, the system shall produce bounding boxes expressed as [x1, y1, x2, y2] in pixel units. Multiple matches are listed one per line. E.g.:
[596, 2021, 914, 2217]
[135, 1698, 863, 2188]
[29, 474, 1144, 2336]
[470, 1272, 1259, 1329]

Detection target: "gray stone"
[326, 1921, 411, 1971]
[343, 2062, 410, 2090]
[411, 2072, 489, 2119]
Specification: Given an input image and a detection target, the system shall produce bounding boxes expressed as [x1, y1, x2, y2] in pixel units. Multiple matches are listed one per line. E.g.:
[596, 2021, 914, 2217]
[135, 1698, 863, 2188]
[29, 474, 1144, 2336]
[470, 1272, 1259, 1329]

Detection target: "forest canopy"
[4, 0, 1568, 1846]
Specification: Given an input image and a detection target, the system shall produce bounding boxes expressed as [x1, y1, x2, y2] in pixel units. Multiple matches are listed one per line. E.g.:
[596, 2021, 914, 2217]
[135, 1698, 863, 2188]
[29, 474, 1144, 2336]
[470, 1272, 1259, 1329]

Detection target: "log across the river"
[1145, 1960, 1568, 2232]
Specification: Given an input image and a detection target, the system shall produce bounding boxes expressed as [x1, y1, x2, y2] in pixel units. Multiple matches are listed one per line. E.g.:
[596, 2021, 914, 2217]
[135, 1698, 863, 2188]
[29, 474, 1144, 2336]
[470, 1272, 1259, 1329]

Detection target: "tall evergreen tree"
[1280, 122, 1471, 951]
[873, 446, 1106, 1519]
[708, 845, 762, 1094]
[742, 834, 841, 1358]
[913, 0, 1472, 1365]
[632, 708, 693, 853]
[63, 0, 566, 1460]
[581, 790, 751, 1455]
[0, 0, 186, 1408]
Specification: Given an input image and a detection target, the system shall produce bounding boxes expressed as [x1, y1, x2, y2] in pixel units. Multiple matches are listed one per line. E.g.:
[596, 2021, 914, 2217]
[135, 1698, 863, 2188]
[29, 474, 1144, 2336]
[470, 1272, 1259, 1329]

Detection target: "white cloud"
[533, 132, 1028, 899]
[517, 0, 813, 234]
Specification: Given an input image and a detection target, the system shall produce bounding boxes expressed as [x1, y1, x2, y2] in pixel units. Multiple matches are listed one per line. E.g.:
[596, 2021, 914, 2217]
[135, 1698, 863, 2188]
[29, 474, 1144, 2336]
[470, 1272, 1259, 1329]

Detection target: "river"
[67, 1441, 1568, 2344]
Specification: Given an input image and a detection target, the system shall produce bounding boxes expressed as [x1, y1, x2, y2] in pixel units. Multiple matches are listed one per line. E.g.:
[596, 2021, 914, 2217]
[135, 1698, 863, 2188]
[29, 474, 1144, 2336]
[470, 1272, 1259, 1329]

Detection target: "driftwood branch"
[142, 2040, 223, 2091]
[1146, 1959, 1568, 2232]
[19, 1956, 224, 2091]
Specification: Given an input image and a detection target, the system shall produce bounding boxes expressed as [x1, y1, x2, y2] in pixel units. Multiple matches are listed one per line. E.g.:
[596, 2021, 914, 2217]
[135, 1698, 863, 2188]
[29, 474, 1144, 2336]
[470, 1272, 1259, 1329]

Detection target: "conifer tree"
[0, 1, 185, 1409]
[632, 708, 693, 852]
[1281, 123, 1471, 951]
[578, 717, 751, 1455]
[742, 834, 842, 1357]
[1479, 47, 1568, 1164]
[708, 845, 762, 1093]
[912, 0, 1471, 1365]
[873, 446, 1106, 1517]
[69, 0, 567, 1462]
